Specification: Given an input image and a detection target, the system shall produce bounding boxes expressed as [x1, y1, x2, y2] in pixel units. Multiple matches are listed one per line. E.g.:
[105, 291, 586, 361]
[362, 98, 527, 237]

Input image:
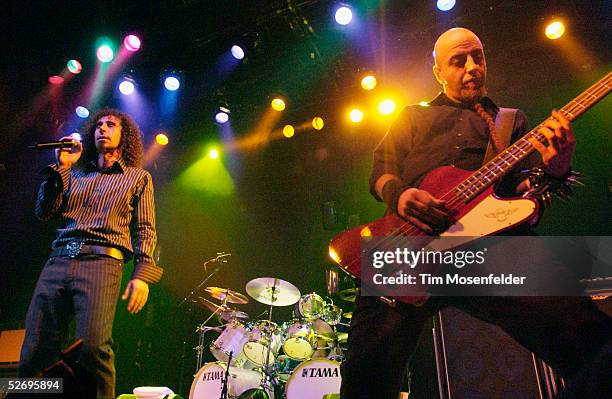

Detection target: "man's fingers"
[121, 284, 131, 300]
[407, 216, 432, 233]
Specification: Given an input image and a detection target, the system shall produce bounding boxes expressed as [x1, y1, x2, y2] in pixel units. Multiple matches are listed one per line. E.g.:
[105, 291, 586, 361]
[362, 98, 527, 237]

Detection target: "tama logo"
[202, 371, 223, 381]
[301, 367, 339, 378]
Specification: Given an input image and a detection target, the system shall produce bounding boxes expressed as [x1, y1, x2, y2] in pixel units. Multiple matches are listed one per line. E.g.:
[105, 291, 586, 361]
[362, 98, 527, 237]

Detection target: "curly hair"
[78, 108, 144, 168]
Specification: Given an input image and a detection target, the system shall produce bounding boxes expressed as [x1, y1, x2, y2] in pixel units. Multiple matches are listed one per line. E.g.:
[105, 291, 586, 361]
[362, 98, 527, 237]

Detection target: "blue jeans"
[19, 255, 123, 399]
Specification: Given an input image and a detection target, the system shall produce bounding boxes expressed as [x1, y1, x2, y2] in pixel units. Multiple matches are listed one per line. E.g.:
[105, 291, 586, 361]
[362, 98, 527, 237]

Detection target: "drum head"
[189, 363, 226, 399]
[285, 359, 342, 399]
[297, 293, 326, 320]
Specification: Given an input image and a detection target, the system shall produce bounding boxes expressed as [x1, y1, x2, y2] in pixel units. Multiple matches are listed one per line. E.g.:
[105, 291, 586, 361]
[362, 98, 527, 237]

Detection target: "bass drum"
[189, 362, 273, 399]
[284, 359, 342, 399]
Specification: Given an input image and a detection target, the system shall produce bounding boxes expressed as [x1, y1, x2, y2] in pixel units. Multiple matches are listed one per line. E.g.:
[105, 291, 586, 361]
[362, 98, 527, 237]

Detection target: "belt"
[51, 241, 124, 261]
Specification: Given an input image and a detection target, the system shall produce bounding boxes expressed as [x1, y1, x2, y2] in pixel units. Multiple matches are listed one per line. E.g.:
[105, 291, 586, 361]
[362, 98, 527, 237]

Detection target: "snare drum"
[284, 359, 342, 399]
[282, 320, 317, 360]
[243, 320, 282, 367]
[209, 320, 249, 364]
[189, 362, 273, 399]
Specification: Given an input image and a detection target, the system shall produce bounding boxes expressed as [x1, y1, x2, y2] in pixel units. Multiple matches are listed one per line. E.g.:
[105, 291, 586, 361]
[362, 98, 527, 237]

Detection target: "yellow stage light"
[312, 117, 325, 130]
[155, 133, 169, 146]
[349, 109, 364, 123]
[283, 125, 295, 138]
[271, 98, 286, 111]
[209, 149, 219, 159]
[545, 21, 565, 40]
[361, 75, 377, 90]
[378, 99, 396, 115]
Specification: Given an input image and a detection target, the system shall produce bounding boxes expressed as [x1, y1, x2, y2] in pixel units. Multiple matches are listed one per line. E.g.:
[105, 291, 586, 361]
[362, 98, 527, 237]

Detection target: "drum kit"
[188, 277, 354, 399]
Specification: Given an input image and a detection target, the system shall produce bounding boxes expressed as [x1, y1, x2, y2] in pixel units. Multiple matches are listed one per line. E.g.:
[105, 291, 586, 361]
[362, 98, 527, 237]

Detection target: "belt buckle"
[65, 240, 85, 258]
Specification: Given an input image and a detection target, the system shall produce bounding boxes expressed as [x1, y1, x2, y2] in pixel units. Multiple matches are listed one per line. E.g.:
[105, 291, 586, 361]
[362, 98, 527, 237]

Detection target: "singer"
[19, 108, 163, 398]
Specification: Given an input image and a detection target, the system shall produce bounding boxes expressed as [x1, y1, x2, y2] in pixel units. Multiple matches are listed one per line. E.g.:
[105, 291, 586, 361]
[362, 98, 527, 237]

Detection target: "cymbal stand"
[195, 309, 224, 372]
[259, 280, 278, 394]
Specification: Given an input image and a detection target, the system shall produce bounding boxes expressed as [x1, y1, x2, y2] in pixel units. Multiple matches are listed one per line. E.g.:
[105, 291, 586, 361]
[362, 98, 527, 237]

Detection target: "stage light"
[283, 125, 295, 138]
[67, 59, 82, 74]
[155, 133, 169, 146]
[209, 148, 220, 159]
[437, 0, 456, 11]
[48, 75, 64, 85]
[96, 45, 114, 63]
[231, 45, 245, 60]
[75, 106, 90, 118]
[545, 21, 565, 40]
[349, 108, 364, 123]
[271, 98, 286, 111]
[119, 79, 135, 95]
[419, 101, 430, 107]
[361, 75, 376, 90]
[335, 6, 353, 25]
[164, 76, 180, 91]
[215, 107, 230, 124]
[378, 99, 396, 115]
[312, 117, 325, 130]
[124, 34, 141, 52]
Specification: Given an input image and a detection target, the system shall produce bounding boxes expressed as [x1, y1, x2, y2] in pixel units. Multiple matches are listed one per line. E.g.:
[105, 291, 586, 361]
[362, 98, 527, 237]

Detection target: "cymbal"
[343, 312, 353, 319]
[204, 287, 249, 304]
[336, 288, 356, 302]
[195, 297, 248, 322]
[245, 277, 300, 306]
[219, 309, 249, 323]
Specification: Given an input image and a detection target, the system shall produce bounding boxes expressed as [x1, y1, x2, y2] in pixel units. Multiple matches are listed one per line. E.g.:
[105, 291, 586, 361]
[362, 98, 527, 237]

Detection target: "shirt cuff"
[131, 262, 164, 284]
[43, 163, 72, 191]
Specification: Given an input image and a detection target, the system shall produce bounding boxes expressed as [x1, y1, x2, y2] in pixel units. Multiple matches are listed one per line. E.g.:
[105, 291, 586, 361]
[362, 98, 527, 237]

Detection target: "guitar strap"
[482, 107, 518, 165]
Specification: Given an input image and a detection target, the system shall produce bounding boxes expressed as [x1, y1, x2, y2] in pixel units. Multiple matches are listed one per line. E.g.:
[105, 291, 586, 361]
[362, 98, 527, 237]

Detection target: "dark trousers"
[340, 295, 612, 399]
[19, 255, 124, 399]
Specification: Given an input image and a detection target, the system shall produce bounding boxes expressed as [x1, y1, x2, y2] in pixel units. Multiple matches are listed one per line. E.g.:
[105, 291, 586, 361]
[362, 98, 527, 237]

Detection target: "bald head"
[432, 28, 487, 103]
[433, 28, 482, 67]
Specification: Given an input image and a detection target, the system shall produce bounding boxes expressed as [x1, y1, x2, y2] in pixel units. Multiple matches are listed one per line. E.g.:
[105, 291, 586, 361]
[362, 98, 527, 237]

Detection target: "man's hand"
[122, 278, 149, 314]
[397, 188, 451, 233]
[530, 110, 575, 178]
[55, 134, 83, 168]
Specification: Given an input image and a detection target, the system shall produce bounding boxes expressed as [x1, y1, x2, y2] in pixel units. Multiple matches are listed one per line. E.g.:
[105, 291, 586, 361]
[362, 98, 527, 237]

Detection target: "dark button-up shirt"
[370, 93, 535, 200]
[36, 157, 162, 283]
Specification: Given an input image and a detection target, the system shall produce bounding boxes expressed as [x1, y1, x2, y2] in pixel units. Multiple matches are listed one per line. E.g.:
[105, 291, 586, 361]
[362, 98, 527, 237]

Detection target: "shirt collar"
[428, 92, 499, 114]
[86, 157, 126, 174]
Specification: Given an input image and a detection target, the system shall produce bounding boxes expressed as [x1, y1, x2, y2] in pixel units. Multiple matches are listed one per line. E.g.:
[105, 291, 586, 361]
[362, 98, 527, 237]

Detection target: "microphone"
[29, 139, 80, 150]
[214, 252, 232, 262]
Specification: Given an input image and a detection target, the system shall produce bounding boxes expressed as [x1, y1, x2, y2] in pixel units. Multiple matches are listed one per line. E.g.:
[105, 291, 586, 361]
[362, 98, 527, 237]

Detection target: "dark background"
[1, 0, 610, 396]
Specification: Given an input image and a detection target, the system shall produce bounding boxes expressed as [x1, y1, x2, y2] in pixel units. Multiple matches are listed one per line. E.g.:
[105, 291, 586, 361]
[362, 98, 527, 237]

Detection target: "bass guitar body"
[328, 166, 539, 304]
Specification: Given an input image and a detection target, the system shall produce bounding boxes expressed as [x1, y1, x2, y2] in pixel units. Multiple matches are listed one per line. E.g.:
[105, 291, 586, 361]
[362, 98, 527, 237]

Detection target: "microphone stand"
[220, 351, 233, 399]
[178, 252, 231, 308]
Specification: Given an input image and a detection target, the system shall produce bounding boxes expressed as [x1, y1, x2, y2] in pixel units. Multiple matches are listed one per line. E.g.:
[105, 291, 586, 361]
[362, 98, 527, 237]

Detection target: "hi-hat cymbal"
[204, 287, 249, 304]
[195, 297, 248, 322]
[336, 288, 356, 302]
[219, 309, 249, 323]
[343, 312, 353, 319]
[245, 277, 300, 306]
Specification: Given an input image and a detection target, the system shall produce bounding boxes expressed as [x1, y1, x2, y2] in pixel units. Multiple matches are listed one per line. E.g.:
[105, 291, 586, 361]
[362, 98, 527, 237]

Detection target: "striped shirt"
[36, 158, 162, 284]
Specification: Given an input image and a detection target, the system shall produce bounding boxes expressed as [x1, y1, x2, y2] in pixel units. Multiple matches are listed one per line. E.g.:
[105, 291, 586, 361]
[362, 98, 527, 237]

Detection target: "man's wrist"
[381, 179, 405, 213]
